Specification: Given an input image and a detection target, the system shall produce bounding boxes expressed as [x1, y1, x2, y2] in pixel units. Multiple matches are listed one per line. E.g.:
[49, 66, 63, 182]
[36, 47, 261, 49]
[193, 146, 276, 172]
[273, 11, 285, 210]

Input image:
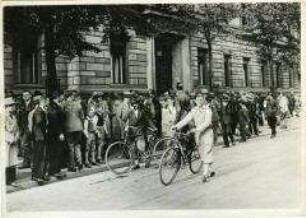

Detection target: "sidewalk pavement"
[6, 116, 301, 194]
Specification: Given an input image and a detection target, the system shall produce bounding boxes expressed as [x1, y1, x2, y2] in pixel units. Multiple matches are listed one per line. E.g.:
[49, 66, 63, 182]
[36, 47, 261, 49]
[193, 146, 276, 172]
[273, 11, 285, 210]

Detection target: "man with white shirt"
[172, 89, 214, 182]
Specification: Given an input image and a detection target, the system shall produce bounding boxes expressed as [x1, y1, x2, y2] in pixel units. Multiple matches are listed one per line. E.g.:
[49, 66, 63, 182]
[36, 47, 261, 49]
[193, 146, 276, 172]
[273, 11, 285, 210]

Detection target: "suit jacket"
[220, 102, 232, 125]
[47, 101, 65, 136]
[32, 107, 47, 141]
[18, 100, 35, 132]
[126, 109, 147, 128]
[62, 100, 84, 133]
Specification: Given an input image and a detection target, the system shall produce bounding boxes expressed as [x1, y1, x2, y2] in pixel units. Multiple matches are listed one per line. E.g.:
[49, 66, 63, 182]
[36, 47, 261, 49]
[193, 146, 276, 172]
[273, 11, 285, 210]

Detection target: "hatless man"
[18, 91, 35, 168]
[172, 90, 214, 182]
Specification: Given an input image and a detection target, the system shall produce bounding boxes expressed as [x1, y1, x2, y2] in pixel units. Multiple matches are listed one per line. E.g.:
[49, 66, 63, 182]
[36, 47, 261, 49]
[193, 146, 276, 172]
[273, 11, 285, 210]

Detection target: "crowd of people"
[5, 82, 301, 185]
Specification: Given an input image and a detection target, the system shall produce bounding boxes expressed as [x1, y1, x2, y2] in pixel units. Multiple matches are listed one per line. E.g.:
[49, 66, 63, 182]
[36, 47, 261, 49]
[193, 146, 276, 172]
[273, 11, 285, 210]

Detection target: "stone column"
[146, 37, 155, 90]
[181, 37, 192, 91]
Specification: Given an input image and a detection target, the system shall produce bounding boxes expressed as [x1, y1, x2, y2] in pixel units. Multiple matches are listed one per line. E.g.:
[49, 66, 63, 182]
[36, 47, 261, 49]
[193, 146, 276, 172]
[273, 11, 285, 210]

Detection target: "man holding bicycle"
[172, 89, 214, 182]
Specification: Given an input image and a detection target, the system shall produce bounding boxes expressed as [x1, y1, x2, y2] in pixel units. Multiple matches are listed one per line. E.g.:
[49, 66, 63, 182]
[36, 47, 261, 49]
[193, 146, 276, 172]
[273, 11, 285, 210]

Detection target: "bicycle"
[105, 126, 159, 176]
[159, 130, 203, 186]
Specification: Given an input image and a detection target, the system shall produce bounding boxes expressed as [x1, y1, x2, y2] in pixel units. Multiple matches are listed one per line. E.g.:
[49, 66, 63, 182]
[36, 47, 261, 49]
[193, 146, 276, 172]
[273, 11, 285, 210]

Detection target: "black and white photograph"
[1, 1, 304, 217]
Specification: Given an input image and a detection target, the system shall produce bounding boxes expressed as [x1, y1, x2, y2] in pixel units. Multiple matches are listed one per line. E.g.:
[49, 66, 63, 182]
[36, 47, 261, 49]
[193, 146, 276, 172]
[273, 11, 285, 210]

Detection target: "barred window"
[14, 36, 40, 84]
[110, 36, 128, 84]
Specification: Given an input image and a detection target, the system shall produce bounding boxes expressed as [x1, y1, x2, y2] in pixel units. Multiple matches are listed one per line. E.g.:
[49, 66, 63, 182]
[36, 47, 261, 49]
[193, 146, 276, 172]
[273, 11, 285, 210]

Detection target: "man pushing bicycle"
[172, 89, 215, 182]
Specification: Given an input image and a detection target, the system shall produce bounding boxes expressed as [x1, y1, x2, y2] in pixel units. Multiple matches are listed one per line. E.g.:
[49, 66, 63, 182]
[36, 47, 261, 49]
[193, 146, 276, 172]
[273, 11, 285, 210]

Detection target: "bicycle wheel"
[152, 137, 174, 166]
[189, 148, 203, 174]
[105, 141, 133, 176]
[159, 147, 181, 186]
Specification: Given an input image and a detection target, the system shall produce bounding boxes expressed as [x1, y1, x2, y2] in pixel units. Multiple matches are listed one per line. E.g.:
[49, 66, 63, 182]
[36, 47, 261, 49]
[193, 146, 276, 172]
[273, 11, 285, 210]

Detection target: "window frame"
[110, 36, 128, 85]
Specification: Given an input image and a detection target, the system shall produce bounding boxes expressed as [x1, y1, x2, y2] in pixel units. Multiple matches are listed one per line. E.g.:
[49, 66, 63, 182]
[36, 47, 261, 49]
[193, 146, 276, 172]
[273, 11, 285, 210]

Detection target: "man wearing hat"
[46, 92, 67, 179]
[18, 90, 35, 168]
[30, 91, 49, 184]
[62, 89, 85, 172]
[246, 93, 259, 136]
[172, 90, 215, 182]
[219, 93, 235, 147]
[265, 94, 278, 138]
[5, 96, 19, 185]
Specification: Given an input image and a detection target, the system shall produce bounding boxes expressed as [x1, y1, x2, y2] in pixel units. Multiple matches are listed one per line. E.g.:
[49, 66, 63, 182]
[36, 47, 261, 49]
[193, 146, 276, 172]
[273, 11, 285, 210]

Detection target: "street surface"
[6, 117, 303, 212]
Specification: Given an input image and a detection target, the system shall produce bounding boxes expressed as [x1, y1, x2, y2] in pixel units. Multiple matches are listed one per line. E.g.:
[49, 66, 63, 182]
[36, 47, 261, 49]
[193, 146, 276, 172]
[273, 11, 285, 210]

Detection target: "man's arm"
[173, 110, 195, 130]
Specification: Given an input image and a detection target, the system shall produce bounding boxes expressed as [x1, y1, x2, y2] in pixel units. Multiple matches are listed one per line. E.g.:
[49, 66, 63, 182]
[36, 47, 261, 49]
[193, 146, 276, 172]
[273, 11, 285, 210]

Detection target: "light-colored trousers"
[195, 128, 214, 164]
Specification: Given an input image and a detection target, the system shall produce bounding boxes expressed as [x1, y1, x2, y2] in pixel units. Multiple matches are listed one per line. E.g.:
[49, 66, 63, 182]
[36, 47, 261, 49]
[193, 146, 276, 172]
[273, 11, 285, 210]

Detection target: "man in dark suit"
[31, 91, 48, 185]
[46, 93, 66, 179]
[238, 101, 249, 142]
[125, 98, 151, 169]
[220, 94, 236, 148]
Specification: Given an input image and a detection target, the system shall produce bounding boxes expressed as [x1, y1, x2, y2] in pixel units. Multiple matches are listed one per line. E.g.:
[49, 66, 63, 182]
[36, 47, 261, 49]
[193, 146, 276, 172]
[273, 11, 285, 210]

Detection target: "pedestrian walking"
[238, 101, 249, 142]
[265, 94, 278, 138]
[220, 94, 235, 147]
[246, 94, 259, 136]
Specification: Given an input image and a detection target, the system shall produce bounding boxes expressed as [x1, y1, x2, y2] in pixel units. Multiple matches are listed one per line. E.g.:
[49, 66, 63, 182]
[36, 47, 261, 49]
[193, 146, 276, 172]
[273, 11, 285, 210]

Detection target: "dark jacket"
[220, 102, 232, 125]
[62, 100, 84, 133]
[32, 107, 47, 141]
[17, 100, 35, 132]
[238, 105, 250, 126]
[47, 101, 65, 136]
[265, 98, 278, 117]
[246, 101, 257, 119]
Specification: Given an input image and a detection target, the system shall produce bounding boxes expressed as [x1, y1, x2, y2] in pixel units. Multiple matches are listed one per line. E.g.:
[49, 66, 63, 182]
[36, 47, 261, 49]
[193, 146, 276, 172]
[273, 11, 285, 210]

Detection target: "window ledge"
[14, 84, 45, 89]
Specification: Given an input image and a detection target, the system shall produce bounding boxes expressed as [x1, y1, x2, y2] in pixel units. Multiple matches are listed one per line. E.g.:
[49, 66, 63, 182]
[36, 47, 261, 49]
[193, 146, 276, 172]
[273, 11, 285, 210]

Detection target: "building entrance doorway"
[154, 33, 182, 95]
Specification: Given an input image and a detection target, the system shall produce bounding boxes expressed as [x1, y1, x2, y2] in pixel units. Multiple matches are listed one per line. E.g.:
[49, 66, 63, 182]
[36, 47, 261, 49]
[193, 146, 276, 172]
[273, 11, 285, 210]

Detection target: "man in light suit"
[62, 90, 85, 172]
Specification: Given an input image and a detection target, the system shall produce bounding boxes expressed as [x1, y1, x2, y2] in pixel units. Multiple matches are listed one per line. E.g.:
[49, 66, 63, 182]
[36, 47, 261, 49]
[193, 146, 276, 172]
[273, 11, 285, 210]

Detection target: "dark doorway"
[155, 34, 182, 95]
[155, 37, 173, 95]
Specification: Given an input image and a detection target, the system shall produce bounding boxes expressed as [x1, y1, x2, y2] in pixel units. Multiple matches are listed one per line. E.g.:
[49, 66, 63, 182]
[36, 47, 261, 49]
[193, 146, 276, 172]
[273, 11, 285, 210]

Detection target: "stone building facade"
[4, 18, 300, 95]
